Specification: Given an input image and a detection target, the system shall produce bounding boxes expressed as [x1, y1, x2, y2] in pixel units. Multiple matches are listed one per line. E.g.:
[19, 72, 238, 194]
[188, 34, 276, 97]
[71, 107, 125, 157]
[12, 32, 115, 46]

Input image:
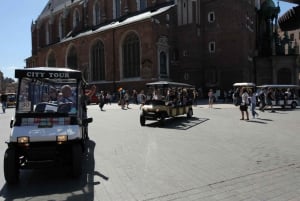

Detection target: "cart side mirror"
[83, 117, 93, 126]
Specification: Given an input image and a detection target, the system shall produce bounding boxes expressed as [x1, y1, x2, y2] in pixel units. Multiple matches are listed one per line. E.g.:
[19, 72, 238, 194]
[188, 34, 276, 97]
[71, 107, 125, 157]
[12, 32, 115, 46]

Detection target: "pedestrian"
[82, 85, 96, 139]
[262, 88, 275, 112]
[193, 89, 198, 106]
[119, 89, 126, 109]
[258, 88, 266, 110]
[208, 89, 214, 108]
[249, 89, 259, 118]
[124, 90, 130, 109]
[138, 90, 146, 109]
[239, 87, 249, 120]
[132, 89, 138, 104]
[98, 91, 105, 111]
[1, 92, 8, 113]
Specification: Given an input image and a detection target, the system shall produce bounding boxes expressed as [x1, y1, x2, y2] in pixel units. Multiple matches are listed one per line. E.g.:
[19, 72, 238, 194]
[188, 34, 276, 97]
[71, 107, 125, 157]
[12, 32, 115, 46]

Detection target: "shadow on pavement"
[0, 140, 108, 201]
[146, 116, 209, 130]
[246, 119, 268, 124]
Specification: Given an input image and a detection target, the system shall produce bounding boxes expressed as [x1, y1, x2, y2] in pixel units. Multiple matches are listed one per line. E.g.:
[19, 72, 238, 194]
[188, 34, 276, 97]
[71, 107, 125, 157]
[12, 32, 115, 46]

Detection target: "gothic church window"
[59, 15, 65, 39]
[93, 1, 101, 26]
[46, 20, 52, 45]
[160, 52, 167, 77]
[138, 0, 147, 11]
[114, 0, 121, 19]
[122, 33, 140, 78]
[73, 9, 80, 29]
[67, 46, 78, 69]
[91, 40, 105, 81]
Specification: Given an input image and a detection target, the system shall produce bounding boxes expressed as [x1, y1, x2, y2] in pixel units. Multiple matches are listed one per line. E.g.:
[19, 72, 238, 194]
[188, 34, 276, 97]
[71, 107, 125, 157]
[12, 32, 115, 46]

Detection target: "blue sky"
[0, 0, 298, 79]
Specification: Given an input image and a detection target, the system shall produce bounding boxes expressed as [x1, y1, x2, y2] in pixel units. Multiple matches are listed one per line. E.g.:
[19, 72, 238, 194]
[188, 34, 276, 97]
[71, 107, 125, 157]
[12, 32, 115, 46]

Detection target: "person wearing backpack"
[239, 87, 249, 120]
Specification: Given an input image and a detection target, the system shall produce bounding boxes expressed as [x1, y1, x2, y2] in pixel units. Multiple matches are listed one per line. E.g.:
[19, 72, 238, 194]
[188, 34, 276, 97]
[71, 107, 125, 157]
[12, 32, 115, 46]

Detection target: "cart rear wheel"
[140, 114, 146, 126]
[291, 102, 297, 109]
[187, 108, 193, 118]
[159, 113, 166, 125]
[4, 148, 19, 184]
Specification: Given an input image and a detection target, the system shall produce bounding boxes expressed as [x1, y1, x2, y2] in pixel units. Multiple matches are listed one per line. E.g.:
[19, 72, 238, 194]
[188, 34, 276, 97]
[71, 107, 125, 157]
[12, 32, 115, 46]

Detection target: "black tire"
[72, 144, 82, 177]
[291, 102, 297, 109]
[140, 114, 146, 126]
[159, 113, 166, 125]
[187, 108, 193, 118]
[4, 148, 19, 184]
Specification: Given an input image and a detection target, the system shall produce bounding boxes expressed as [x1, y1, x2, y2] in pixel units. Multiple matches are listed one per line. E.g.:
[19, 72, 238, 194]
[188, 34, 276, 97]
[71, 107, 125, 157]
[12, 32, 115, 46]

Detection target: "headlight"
[56, 135, 68, 143]
[17, 136, 29, 144]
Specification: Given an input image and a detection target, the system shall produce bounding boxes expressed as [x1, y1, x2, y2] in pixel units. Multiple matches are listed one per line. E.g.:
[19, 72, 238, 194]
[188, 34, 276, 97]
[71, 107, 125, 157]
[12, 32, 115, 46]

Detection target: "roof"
[38, 0, 82, 20]
[280, 0, 300, 4]
[257, 84, 300, 88]
[15, 67, 82, 79]
[61, 4, 174, 43]
[278, 5, 300, 31]
[146, 81, 193, 88]
[233, 82, 256, 87]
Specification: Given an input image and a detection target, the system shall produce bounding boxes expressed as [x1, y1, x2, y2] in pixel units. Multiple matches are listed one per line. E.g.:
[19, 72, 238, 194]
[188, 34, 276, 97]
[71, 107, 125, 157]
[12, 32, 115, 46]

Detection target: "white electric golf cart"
[3, 67, 93, 184]
[256, 84, 299, 109]
[140, 81, 194, 126]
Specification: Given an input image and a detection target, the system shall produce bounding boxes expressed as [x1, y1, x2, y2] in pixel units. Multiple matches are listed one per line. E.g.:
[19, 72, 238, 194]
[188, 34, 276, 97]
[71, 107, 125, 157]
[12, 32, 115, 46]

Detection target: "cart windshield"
[15, 67, 82, 115]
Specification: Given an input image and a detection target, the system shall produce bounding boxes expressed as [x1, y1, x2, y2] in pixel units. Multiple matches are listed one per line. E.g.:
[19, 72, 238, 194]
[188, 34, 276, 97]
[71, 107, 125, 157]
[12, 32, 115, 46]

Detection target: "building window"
[160, 52, 167, 77]
[67, 46, 78, 69]
[91, 40, 105, 81]
[290, 33, 294, 41]
[114, 0, 121, 19]
[122, 33, 140, 78]
[208, 11, 215, 23]
[46, 21, 52, 45]
[58, 15, 65, 39]
[73, 9, 80, 29]
[208, 41, 215, 53]
[93, 1, 101, 26]
[47, 51, 56, 67]
[138, 0, 147, 11]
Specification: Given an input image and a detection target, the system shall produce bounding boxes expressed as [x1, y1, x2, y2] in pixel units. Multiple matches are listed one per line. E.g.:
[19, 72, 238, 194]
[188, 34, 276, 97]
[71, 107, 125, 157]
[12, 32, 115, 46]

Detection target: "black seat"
[35, 103, 46, 112]
[57, 103, 72, 113]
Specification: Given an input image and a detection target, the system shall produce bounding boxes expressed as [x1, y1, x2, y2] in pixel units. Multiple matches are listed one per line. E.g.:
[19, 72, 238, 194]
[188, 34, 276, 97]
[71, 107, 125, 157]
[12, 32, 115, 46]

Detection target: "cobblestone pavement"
[0, 101, 299, 201]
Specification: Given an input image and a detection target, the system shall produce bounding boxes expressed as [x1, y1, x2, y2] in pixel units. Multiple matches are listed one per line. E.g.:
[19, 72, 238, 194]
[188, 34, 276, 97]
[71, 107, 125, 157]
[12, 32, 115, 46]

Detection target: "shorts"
[240, 104, 248, 111]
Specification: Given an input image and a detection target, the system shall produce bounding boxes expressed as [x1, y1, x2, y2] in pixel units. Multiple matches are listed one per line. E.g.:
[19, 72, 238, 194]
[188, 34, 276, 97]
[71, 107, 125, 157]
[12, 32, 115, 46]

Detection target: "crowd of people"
[3, 84, 297, 117]
[85, 86, 201, 112]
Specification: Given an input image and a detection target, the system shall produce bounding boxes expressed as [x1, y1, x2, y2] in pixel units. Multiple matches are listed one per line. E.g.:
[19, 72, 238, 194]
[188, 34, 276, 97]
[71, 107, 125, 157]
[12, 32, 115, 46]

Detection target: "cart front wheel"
[72, 144, 83, 177]
[4, 148, 19, 184]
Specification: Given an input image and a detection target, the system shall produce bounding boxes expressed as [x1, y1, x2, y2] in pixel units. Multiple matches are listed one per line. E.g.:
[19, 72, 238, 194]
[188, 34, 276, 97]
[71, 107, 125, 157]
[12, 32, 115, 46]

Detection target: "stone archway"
[277, 68, 291, 84]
